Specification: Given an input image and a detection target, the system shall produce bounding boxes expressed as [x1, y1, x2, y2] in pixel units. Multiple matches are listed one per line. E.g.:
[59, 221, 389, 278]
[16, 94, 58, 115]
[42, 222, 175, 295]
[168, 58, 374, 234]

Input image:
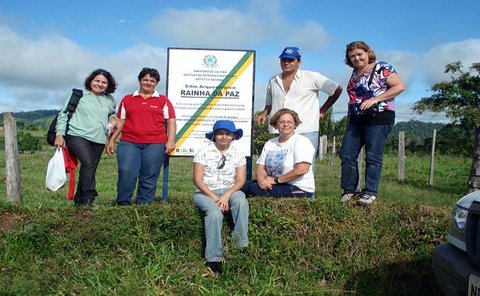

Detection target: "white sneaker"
[341, 193, 354, 202]
[357, 194, 376, 205]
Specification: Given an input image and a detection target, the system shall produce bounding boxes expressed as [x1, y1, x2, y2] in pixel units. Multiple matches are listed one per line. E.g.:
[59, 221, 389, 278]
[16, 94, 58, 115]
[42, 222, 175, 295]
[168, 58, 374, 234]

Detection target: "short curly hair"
[138, 67, 160, 82]
[344, 41, 376, 68]
[84, 69, 117, 94]
[269, 108, 302, 128]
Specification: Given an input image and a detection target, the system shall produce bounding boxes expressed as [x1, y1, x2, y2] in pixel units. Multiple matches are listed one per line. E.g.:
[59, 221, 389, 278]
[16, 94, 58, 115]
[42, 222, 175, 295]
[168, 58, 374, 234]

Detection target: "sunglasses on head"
[217, 155, 226, 170]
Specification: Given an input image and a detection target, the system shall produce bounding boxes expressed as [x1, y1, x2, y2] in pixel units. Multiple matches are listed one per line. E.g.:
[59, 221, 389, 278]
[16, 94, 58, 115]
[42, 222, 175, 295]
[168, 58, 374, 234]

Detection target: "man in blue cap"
[255, 47, 343, 155]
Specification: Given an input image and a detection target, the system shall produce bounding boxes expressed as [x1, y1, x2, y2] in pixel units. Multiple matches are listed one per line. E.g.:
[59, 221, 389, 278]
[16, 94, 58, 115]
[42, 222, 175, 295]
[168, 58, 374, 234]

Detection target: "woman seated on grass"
[193, 120, 249, 278]
[248, 108, 315, 198]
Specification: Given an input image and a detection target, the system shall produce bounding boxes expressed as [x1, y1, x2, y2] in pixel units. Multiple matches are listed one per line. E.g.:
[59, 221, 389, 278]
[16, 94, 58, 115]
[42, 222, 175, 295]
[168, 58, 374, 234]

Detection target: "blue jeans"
[116, 141, 165, 205]
[66, 135, 105, 205]
[300, 131, 319, 156]
[193, 189, 249, 262]
[299, 131, 318, 174]
[248, 181, 314, 198]
[340, 122, 393, 195]
[340, 122, 392, 196]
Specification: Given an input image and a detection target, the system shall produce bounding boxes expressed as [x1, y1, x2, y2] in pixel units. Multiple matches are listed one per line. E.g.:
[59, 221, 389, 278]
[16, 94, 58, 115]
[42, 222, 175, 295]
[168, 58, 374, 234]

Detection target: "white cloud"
[103, 44, 168, 101]
[149, 6, 330, 51]
[0, 26, 96, 89]
[423, 39, 480, 85]
[149, 8, 269, 48]
[287, 21, 330, 51]
[0, 7, 476, 126]
[0, 26, 169, 112]
[380, 50, 419, 87]
[0, 3, 333, 113]
[394, 101, 449, 123]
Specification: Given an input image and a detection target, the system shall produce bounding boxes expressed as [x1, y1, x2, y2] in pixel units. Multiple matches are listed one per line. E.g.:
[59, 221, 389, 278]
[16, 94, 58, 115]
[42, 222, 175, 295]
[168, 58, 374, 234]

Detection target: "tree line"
[253, 115, 474, 157]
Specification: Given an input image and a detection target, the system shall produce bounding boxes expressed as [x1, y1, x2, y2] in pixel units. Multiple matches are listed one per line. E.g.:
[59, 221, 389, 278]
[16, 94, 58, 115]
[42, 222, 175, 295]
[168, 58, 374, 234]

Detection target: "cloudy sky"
[0, 0, 479, 122]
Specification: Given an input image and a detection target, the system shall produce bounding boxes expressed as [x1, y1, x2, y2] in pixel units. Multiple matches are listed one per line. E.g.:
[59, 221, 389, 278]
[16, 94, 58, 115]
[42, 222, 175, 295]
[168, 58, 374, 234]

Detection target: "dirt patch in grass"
[0, 211, 24, 232]
[52, 210, 95, 235]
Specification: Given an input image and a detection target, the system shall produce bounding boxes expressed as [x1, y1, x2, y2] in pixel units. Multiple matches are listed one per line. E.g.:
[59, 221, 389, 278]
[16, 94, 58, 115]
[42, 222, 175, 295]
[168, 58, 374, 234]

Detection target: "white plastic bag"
[46, 148, 66, 191]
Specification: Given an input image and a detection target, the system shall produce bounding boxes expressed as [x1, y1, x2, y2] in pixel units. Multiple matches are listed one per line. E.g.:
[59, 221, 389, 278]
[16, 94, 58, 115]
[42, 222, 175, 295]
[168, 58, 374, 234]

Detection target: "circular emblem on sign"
[203, 55, 218, 68]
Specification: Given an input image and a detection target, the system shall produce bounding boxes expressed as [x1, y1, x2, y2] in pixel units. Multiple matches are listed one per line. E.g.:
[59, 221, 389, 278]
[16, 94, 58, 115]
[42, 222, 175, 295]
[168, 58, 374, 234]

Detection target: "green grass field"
[0, 145, 470, 295]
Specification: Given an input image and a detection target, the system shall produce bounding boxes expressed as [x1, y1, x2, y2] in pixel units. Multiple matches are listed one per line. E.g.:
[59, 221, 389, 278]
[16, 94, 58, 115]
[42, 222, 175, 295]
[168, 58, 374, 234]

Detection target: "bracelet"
[274, 176, 280, 184]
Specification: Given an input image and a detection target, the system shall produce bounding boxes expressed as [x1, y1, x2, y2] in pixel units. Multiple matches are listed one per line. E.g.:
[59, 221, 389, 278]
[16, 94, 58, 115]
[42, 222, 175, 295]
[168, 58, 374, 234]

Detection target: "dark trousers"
[245, 181, 314, 198]
[66, 135, 105, 205]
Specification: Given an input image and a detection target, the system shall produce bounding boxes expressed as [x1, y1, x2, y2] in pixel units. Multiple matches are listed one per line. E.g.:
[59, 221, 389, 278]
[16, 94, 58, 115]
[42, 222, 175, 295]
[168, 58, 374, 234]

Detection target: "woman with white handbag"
[54, 69, 118, 207]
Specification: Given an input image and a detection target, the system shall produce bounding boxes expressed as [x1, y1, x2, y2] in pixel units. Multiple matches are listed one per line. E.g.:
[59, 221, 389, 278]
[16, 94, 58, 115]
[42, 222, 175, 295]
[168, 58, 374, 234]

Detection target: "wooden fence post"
[429, 129, 437, 186]
[322, 135, 328, 156]
[318, 135, 324, 160]
[331, 136, 336, 166]
[3, 112, 22, 204]
[318, 135, 328, 160]
[398, 131, 406, 181]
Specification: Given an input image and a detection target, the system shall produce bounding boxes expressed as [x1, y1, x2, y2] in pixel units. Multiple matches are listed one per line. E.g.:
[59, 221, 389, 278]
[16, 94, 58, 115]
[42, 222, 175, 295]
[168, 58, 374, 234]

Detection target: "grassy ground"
[0, 147, 470, 295]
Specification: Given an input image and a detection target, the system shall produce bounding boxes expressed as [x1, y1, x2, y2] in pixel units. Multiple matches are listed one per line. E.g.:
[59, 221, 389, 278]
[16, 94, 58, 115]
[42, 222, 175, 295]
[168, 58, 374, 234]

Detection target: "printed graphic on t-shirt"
[266, 150, 287, 176]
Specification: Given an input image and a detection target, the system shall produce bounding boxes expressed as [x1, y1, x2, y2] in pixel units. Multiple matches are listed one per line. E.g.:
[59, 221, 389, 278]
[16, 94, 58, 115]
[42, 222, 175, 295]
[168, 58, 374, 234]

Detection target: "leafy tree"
[333, 116, 348, 147]
[17, 131, 41, 153]
[414, 61, 480, 191]
[252, 121, 272, 155]
[318, 109, 338, 155]
[25, 124, 39, 131]
[335, 116, 348, 133]
[252, 112, 276, 156]
[436, 124, 473, 156]
[319, 108, 335, 138]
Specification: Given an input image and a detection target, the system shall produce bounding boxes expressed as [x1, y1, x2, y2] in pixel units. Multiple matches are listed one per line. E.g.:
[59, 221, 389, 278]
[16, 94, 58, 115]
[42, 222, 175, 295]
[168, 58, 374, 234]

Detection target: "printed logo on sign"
[202, 55, 218, 68]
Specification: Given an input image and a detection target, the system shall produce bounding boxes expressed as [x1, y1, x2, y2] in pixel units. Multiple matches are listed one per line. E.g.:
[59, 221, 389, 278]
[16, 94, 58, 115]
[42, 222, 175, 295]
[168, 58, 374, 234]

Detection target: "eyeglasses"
[217, 155, 226, 169]
[277, 120, 295, 125]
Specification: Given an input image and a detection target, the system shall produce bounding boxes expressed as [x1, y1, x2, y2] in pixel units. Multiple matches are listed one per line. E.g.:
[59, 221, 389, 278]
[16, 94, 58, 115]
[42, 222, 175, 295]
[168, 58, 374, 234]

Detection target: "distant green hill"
[0, 109, 58, 129]
[3, 111, 462, 154]
[2, 110, 445, 140]
[1, 109, 58, 121]
[386, 119, 474, 156]
[391, 120, 445, 141]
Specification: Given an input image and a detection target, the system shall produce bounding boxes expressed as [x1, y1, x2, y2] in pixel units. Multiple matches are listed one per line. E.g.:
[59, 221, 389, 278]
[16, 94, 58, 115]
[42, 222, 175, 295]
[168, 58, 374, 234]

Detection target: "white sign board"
[167, 48, 255, 157]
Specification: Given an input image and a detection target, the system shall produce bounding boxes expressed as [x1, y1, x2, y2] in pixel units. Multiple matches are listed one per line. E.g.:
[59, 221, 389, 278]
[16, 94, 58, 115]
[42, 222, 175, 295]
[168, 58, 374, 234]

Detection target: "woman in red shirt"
[107, 67, 176, 205]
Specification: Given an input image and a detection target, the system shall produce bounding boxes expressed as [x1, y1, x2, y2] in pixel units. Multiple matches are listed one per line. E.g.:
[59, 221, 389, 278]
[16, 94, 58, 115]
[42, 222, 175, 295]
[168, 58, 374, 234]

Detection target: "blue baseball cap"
[205, 120, 243, 141]
[279, 47, 301, 59]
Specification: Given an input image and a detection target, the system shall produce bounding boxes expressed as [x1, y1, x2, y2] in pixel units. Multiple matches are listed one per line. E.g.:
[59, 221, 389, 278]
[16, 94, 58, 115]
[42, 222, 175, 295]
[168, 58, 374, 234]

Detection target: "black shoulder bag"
[47, 88, 83, 146]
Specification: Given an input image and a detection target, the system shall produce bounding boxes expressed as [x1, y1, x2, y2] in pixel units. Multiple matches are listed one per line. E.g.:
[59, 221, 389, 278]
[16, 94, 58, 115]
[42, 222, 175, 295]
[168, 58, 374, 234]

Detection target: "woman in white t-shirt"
[193, 120, 249, 277]
[249, 108, 315, 198]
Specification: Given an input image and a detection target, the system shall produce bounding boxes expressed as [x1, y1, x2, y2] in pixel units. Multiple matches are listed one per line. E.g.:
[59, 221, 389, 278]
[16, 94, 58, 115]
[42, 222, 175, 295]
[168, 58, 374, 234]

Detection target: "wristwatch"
[274, 176, 280, 184]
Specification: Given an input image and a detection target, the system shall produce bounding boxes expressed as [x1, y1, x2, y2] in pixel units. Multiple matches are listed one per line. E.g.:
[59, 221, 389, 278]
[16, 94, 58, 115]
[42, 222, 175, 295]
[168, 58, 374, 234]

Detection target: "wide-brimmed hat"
[205, 120, 243, 141]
